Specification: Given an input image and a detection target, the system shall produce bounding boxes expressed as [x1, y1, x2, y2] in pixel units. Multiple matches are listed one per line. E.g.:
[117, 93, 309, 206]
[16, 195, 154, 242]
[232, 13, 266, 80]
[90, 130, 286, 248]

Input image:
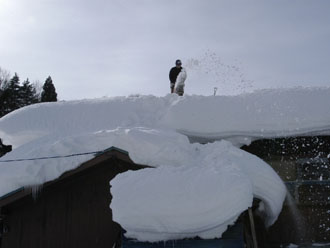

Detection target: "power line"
[0, 151, 102, 163]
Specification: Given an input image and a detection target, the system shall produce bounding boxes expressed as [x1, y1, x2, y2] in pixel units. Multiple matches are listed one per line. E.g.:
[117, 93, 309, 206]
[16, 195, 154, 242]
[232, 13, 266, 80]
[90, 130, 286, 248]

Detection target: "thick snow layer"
[0, 95, 171, 148]
[110, 132, 286, 241]
[1, 87, 327, 241]
[0, 127, 286, 241]
[1, 87, 329, 148]
[164, 87, 330, 144]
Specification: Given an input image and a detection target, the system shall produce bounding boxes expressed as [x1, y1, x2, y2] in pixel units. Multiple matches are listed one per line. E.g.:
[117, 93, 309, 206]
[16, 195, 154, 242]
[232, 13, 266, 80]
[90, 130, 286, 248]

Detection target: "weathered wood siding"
[0, 156, 141, 248]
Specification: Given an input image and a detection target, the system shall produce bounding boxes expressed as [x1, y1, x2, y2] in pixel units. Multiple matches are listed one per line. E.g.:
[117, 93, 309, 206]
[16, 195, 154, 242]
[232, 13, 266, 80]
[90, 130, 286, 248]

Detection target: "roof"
[0, 146, 147, 208]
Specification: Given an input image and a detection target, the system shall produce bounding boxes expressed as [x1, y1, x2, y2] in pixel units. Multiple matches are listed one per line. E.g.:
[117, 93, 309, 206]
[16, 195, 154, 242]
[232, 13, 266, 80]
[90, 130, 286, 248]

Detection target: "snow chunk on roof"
[0, 127, 188, 197]
[110, 132, 286, 241]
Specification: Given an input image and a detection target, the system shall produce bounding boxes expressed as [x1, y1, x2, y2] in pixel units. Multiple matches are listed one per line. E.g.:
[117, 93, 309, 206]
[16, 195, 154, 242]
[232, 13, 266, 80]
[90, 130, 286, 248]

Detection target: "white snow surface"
[110, 133, 285, 241]
[0, 87, 328, 241]
[1, 87, 329, 149]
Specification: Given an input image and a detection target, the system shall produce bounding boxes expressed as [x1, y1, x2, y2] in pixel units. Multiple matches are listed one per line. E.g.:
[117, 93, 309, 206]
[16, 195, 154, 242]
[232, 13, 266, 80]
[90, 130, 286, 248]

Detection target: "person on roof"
[169, 59, 187, 96]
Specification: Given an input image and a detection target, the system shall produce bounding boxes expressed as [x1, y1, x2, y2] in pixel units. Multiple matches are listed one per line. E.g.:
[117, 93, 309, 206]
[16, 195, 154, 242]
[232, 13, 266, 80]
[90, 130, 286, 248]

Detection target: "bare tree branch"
[0, 67, 11, 91]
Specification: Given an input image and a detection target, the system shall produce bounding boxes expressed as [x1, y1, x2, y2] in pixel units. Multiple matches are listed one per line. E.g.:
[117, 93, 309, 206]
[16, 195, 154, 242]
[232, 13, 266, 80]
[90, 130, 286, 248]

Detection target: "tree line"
[0, 67, 58, 118]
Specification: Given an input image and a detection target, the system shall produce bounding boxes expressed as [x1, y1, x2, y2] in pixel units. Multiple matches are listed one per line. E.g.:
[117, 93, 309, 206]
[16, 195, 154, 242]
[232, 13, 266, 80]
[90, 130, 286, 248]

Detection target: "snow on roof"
[0, 87, 329, 241]
[110, 132, 285, 241]
[165, 87, 330, 144]
[1, 87, 329, 148]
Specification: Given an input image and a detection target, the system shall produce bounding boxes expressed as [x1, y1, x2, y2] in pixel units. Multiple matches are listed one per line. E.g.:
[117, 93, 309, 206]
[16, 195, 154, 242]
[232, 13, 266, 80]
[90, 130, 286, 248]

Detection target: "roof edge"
[0, 147, 147, 208]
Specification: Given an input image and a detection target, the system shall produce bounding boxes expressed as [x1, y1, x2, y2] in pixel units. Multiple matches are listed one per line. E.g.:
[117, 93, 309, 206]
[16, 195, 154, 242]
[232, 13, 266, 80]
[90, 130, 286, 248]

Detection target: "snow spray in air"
[185, 50, 254, 95]
[285, 190, 306, 244]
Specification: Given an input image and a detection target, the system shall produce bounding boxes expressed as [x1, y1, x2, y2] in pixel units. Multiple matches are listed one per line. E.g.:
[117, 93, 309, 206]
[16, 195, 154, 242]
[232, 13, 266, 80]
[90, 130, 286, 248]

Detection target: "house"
[0, 147, 147, 248]
[0, 146, 258, 248]
[0, 89, 329, 247]
[1, 135, 328, 248]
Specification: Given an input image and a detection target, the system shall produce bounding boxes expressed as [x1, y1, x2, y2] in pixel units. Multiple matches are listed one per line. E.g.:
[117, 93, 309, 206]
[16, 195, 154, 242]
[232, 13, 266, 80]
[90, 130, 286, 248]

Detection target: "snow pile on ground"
[0, 87, 328, 241]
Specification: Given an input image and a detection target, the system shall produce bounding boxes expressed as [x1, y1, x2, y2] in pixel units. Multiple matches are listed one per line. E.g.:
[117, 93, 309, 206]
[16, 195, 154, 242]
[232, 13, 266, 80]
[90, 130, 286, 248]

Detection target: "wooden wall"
[0, 156, 141, 248]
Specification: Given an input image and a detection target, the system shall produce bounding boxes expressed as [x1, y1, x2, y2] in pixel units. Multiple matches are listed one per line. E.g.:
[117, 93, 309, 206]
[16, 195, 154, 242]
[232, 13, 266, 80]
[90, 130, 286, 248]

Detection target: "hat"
[175, 59, 182, 66]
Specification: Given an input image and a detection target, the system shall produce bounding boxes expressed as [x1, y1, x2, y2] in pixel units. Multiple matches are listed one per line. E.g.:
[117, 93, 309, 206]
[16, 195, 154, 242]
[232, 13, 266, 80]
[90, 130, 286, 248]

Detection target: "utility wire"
[0, 151, 102, 163]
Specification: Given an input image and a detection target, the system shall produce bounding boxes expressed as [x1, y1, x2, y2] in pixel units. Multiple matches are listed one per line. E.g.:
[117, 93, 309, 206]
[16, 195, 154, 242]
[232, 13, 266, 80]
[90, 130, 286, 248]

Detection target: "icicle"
[30, 184, 43, 200]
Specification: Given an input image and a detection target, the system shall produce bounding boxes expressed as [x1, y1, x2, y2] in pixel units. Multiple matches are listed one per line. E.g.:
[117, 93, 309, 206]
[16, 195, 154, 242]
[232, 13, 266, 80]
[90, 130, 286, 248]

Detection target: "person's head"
[175, 59, 182, 68]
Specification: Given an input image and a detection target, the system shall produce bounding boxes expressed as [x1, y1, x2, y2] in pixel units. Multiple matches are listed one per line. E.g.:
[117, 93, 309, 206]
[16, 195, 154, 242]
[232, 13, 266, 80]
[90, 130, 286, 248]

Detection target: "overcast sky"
[1, 0, 330, 100]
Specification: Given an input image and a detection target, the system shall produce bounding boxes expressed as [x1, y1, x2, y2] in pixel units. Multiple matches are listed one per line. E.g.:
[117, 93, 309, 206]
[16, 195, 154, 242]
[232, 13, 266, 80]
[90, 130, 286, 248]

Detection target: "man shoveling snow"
[169, 59, 187, 96]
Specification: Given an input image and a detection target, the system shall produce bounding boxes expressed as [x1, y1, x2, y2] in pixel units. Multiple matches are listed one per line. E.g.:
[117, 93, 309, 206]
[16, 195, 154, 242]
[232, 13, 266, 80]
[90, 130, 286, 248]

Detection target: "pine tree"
[0, 68, 11, 116]
[41, 76, 57, 102]
[20, 78, 39, 106]
[0, 73, 21, 117]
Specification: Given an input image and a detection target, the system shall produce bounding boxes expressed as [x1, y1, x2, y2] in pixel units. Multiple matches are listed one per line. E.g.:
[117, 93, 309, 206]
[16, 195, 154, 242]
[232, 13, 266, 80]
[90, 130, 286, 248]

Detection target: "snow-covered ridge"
[164, 87, 330, 144]
[0, 87, 328, 242]
[0, 95, 171, 148]
[1, 87, 330, 148]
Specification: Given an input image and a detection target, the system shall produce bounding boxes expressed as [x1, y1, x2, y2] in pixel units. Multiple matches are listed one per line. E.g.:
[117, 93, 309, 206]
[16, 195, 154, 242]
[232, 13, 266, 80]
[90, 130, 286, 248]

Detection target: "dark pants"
[170, 83, 175, 93]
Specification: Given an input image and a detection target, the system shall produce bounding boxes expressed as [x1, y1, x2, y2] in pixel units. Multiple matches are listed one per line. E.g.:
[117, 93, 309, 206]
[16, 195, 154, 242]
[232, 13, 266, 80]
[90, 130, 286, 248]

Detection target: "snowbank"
[1, 87, 327, 241]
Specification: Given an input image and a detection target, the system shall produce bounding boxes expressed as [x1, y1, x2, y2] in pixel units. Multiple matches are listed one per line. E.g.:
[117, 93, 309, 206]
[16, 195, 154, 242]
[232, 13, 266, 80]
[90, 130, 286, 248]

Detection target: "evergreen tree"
[0, 73, 21, 117]
[41, 76, 57, 102]
[0, 68, 11, 115]
[0, 69, 11, 117]
[20, 78, 39, 106]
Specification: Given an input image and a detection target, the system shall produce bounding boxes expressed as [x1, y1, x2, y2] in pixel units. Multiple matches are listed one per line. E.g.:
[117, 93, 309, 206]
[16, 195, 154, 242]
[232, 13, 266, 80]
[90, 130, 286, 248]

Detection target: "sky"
[1, 0, 330, 100]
